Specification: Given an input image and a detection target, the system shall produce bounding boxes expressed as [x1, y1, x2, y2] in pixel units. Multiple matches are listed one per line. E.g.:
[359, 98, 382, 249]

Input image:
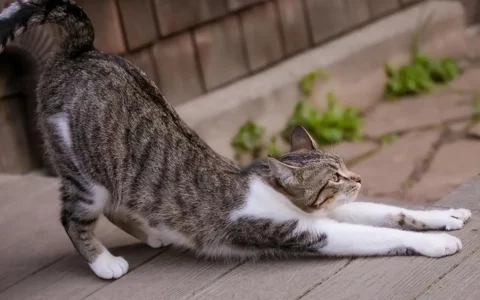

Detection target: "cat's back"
[36, 49, 231, 192]
[38, 51, 163, 116]
[36, 50, 182, 186]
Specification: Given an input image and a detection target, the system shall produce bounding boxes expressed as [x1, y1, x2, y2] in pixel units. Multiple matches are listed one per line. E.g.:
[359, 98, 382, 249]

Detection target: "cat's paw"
[89, 250, 129, 279]
[433, 209, 471, 231]
[448, 208, 472, 222]
[415, 208, 472, 231]
[414, 233, 462, 258]
[146, 236, 165, 248]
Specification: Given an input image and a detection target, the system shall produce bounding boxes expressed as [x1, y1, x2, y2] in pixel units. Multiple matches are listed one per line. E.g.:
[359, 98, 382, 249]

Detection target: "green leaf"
[283, 93, 363, 146]
[299, 69, 329, 97]
[385, 52, 459, 98]
[231, 121, 265, 160]
[267, 136, 282, 157]
[379, 133, 398, 146]
[473, 95, 480, 121]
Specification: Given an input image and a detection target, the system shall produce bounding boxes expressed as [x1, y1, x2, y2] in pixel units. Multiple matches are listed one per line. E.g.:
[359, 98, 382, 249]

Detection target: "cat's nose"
[349, 172, 361, 183]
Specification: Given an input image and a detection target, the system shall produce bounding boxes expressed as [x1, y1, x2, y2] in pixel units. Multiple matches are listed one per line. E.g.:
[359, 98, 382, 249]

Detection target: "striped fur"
[0, 0, 470, 280]
[0, 0, 92, 55]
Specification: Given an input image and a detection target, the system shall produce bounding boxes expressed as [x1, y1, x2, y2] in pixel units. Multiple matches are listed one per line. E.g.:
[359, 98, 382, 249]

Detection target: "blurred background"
[0, 0, 479, 203]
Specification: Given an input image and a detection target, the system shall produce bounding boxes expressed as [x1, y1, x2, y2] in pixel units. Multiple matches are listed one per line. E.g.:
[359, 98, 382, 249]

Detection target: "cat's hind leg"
[46, 113, 129, 279]
[105, 211, 165, 249]
[60, 178, 129, 279]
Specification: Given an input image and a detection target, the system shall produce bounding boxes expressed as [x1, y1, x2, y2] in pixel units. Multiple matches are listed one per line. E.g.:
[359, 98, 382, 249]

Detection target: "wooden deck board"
[0, 231, 163, 300]
[0, 174, 163, 298]
[434, 175, 480, 211]
[0, 173, 22, 187]
[83, 250, 239, 300]
[0, 177, 64, 292]
[187, 258, 350, 300]
[301, 219, 480, 300]
[0, 173, 479, 300]
[416, 242, 480, 300]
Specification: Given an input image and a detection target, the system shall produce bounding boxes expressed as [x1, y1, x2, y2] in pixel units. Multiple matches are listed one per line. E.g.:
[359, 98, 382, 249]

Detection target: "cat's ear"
[268, 156, 298, 185]
[291, 126, 317, 152]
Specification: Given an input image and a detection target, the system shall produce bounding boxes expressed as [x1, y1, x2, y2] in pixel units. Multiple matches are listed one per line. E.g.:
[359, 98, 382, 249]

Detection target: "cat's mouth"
[355, 182, 362, 191]
[350, 184, 361, 196]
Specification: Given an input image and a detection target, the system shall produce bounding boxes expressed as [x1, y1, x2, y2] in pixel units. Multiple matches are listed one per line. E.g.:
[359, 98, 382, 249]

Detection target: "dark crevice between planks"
[413, 246, 480, 300]
[79, 246, 170, 300]
[295, 258, 354, 300]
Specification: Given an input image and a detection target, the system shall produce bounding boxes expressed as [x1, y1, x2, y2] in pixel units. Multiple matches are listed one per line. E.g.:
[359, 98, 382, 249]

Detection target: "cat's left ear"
[268, 156, 299, 185]
[291, 126, 318, 152]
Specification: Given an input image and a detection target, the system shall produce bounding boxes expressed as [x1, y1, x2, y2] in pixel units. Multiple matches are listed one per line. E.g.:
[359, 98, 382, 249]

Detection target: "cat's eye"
[332, 174, 340, 182]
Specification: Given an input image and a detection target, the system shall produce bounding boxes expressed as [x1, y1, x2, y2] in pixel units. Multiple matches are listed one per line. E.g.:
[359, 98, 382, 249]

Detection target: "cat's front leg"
[327, 202, 471, 231]
[307, 219, 462, 257]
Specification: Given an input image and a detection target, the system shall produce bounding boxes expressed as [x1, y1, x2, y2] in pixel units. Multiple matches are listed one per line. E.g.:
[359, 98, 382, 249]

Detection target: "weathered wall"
[0, 0, 476, 173]
[79, 0, 427, 105]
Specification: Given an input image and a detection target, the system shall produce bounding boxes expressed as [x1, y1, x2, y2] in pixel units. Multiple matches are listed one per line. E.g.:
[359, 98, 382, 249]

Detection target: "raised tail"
[0, 0, 94, 56]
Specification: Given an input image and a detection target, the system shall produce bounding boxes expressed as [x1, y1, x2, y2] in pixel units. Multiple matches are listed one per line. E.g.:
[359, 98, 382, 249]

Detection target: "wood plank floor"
[0, 174, 479, 300]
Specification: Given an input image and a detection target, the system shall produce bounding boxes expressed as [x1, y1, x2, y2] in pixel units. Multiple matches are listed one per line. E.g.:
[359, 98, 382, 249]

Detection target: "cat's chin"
[327, 193, 358, 210]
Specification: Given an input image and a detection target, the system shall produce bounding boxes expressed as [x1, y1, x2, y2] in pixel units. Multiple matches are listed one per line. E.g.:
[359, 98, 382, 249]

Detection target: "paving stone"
[346, 0, 370, 25]
[448, 120, 469, 136]
[77, 0, 126, 54]
[368, 0, 400, 18]
[305, 0, 350, 44]
[364, 94, 474, 137]
[408, 140, 480, 203]
[352, 130, 442, 197]
[117, 0, 158, 50]
[124, 48, 159, 85]
[276, 0, 310, 55]
[227, 0, 267, 11]
[240, 2, 284, 71]
[194, 16, 248, 90]
[151, 33, 204, 105]
[449, 68, 480, 92]
[466, 28, 480, 59]
[468, 122, 480, 138]
[154, 0, 227, 36]
[321, 141, 378, 163]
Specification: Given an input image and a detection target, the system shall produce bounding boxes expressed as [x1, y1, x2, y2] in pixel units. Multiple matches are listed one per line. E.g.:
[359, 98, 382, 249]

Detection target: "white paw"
[415, 233, 462, 258]
[437, 215, 464, 231]
[448, 208, 472, 222]
[417, 208, 472, 231]
[89, 250, 129, 280]
[146, 236, 165, 248]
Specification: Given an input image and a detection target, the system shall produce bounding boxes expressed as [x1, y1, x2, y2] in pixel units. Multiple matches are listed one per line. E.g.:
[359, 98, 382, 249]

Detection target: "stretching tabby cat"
[0, 0, 471, 280]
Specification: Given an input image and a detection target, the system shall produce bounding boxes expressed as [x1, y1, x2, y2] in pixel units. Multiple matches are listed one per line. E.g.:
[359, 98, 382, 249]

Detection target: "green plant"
[379, 133, 398, 146]
[267, 137, 282, 158]
[231, 121, 284, 162]
[283, 92, 363, 145]
[299, 69, 328, 97]
[385, 52, 460, 98]
[473, 95, 480, 121]
[414, 54, 459, 82]
[231, 121, 265, 160]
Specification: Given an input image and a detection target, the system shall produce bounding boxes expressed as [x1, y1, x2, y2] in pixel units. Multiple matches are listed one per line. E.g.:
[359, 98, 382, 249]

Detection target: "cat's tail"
[0, 0, 94, 56]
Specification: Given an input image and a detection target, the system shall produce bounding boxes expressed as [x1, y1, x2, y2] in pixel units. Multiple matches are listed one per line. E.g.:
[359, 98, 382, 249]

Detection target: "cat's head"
[268, 126, 361, 212]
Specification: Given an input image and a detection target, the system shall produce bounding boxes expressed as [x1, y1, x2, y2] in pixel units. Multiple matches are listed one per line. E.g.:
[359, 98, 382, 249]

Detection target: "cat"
[0, 0, 471, 280]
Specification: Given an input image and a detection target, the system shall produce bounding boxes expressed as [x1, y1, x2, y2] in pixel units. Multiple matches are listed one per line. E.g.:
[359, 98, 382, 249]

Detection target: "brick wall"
[75, 0, 435, 105]
[71, 0, 480, 105]
[0, 0, 478, 174]
[0, 0, 477, 106]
